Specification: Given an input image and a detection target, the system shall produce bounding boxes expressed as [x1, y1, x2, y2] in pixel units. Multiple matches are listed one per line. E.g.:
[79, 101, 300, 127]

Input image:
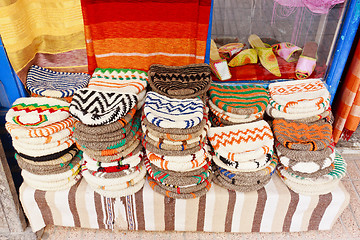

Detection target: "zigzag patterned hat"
[26, 65, 90, 98]
[6, 97, 70, 128]
[208, 120, 274, 156]
[69, 88, 137, 126]
[148, 63, 212, 99]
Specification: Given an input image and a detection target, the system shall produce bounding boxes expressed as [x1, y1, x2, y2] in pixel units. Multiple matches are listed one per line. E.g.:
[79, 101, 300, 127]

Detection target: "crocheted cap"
[143, 91, 204, 129]
[88, 68, 148, 94]
[26, 65, 90, 98]
[69, 88, 137, 126]
[6, 97, 70, 128]
[208, 84, 269, 115]
[273, 119, 332, 151]
[148, 63, 212, 99]
[208, 120, 274, 154]
[268, 79, 330, 108]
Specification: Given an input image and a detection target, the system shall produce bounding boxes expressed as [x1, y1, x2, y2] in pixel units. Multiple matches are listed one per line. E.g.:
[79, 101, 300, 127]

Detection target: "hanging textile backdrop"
[333, 39, 360, 144]
[0, 0, 88, 85]
[81, 0, 212, 74]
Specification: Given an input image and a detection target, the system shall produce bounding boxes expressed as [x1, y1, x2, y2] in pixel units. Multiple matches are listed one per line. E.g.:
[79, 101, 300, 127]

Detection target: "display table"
[19, 174, 349, 233]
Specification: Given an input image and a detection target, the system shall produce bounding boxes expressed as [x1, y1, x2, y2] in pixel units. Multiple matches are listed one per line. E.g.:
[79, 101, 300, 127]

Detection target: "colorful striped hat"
[26, 65, 90, 98]
[6, 97, 70, 128]
[208, 84, 269, 115]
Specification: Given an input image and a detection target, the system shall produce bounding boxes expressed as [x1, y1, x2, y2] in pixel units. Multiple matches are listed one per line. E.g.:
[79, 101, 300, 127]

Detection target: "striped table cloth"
[19, 175, 349, 233]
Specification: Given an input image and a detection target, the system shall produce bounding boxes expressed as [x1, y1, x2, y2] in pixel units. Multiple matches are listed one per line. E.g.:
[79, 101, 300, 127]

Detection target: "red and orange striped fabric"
[333, 40, 360, 143]
[81, 0, 212, 74]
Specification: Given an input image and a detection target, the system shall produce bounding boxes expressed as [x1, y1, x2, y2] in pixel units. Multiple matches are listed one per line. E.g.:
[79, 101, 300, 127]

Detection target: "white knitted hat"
[83, 151, 142, 171]
[269, 97, 330, 114]
[212, 153, 272, 172]
[143, 91, 204, 129]
[6, 97, 70, 127]
[23, 174, 81, 191]
[12, 134, 73, 150]
[269, 79, 330, 109]
[69, 88, 138, 126]
[11, 127, 73, 145]
[89, 178, 145, 198]
[208, 120, 274, 156]
[13, 138, 75, 157]
[266, 103, 329, 120]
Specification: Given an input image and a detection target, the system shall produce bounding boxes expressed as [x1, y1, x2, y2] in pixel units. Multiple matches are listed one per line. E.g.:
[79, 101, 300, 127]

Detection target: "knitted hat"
[15, 144, 77, 162]
[266, 103, 330, 120]
[209, 84, 269, 115]
[146, 150, 208, 172]
[6, 97, 70, 127]
[269, 97, 330, 114]
[142, 132, 203, 151]
[275, 141, 334, 162]
[267, 107, 331, 123]
[142, 107, 209, 135]
[148, 64, 211, 99]
[74, 107, 136, 136]
[147, 176, 211, 199]
[69, 88, 137, 126]
[31, 93, 73, 103]
[5, 117, 76, 138]
[209, 110, 225, 127]
[22, 174, 81, 191]
[143, 91, 204, 129]
[13, 138, 75, 157]
[142, 138, 205, 156]
[76, 118, 141, 150]
[15, 151, 80, 175]
[83, 140, 141, 163]
[208, 100, 264, 123]
[11, 126, 73, 145]
[269, 79, 330, 108]
[13, 135, 73, 152]
[86, 163, 142, 179]
[26, 65, 90, 98]
[89, 178, 145, 198]
[213, 153, 272, 172]
[145, 145, 208, 163]
[208, 120, 274, 156]
[149, 173, 213, 194]
[216, 144, 273, 163]
[87, 68, 148, 94]
[18, 147, 79, 166]
[273, 119, 332, 151]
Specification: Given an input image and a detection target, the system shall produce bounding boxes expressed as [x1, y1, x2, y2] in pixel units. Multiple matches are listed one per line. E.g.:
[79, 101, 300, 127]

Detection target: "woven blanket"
[148, 64, 212, 99]
[268, 79, 330, 109]
[88, 68, 148, 94]
[143, 92, 204, 129]
[19, 175, 349, 232]
[273, 119, 332, 151]
[69, 88, 137, 126]
[26, 65, 90, 98]
[209, 84, 269, 115]
[81, 0, 211, 73]
[6, 97, 70, 127]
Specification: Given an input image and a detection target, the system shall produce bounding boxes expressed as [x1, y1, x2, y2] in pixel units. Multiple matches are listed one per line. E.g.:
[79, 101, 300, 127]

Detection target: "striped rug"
[81, 0, 212, 74]
[20, 174, 349, 233]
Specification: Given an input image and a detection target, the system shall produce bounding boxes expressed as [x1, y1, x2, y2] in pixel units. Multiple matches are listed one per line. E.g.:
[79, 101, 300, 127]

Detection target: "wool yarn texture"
[273, 119, 332, 151]
[18, 148, 79, 166]
[16, 144, 76, 162]
[208, 120, 274, 155]
[23, 174, 81, 191]
[12, 127, 73, 145]
[13, 138, 75, 157]
[143, 91, 204, 129]
[69, 88, 137, 126]
[73, 107, 136, 135]
[6, 97, 70, 128]
[268, 79, 330, 109]
[269, 97, 330, 114]
[270, 109, 332, 123]
[145, 146, 208, 163]
[26, 65, 90, 98]
[266, 103, 330, 120]
[30, 93, 73, 103]
[142, 132, 203, 151]
[85, 163, 143, 179]
[87, 68, 148, 94]
[209, 84, 269, 115]
[147, 176, 211, 199]
[213, 153, 272, 172]
[284, 163, 334, 178]
[142, 138, 205, 156]
[146, 150, 208, 172]
[5, 117, 76, 139]
[142, 108, 209, 135]
[89, 178, 145, 198]
[148, 63, 212, 99]
[12, 134, 73, 150]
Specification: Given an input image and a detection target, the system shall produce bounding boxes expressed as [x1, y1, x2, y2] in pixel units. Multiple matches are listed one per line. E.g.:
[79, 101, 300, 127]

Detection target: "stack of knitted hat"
[267, 79, 345, 195]
[208, 120, 276, 192]
[5, 97, 81, 191]
[142, 91, 213, 199]
[4, 66, 90, 191]
[70, 68, 148, 198]
[147, 63, 212, 102]
[208, 84, 269, 126]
